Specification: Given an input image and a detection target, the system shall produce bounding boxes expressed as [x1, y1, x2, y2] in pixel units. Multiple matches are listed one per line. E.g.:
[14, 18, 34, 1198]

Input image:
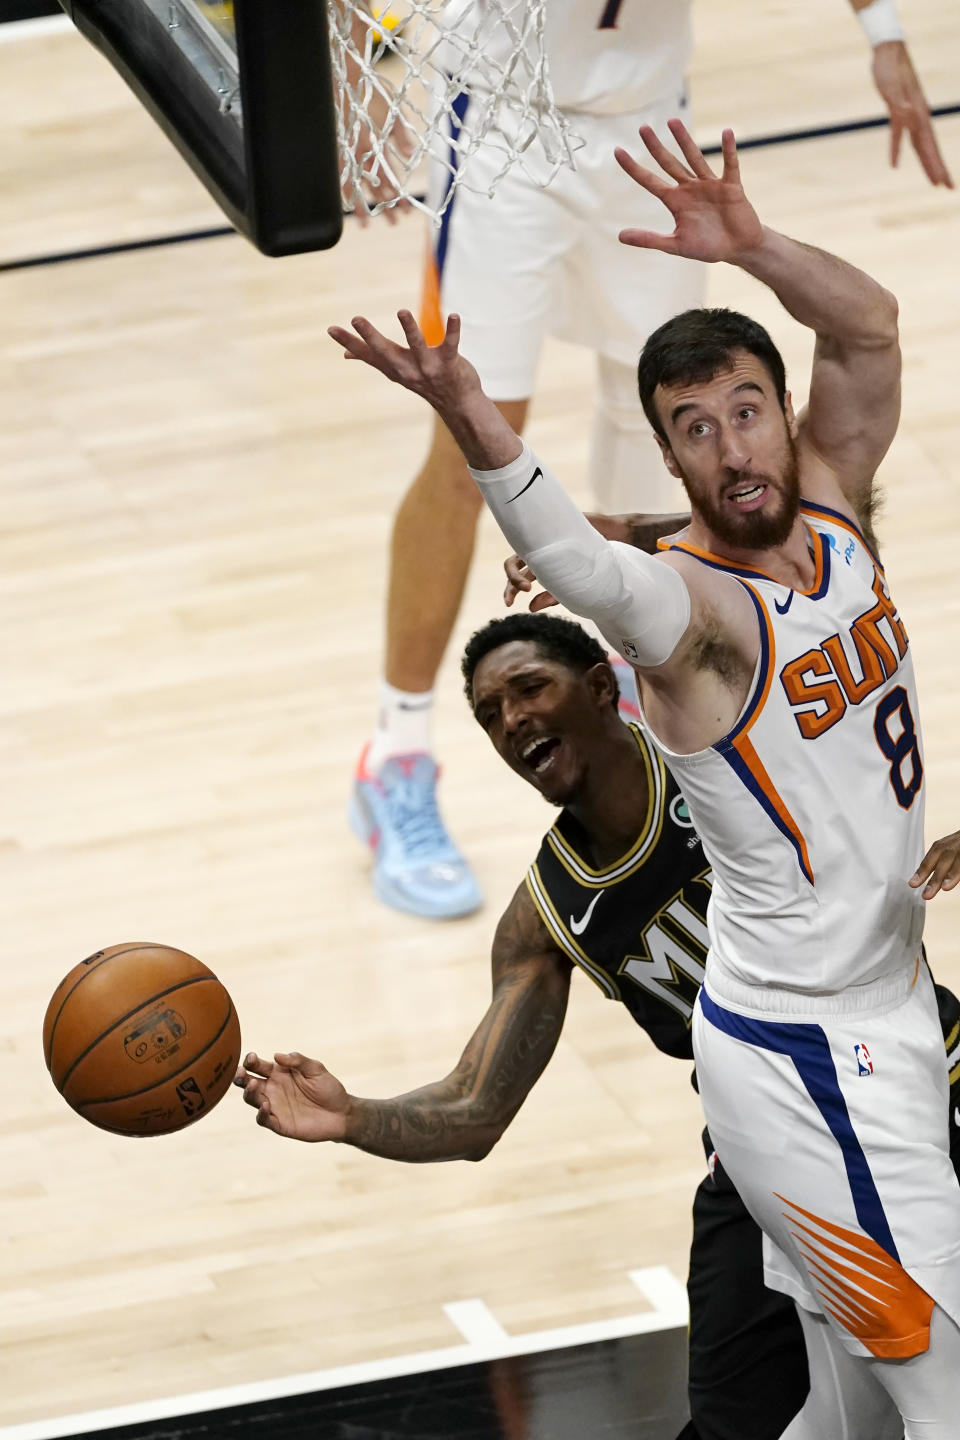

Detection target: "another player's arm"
[236, 884, 573, 1160]
[615, 122, 900, 529]
[910, 828, 960, 900]
[848, 0, 953, 188]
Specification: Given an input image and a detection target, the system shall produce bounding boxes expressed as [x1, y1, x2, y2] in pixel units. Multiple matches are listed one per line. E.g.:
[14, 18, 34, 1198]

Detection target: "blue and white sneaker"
[349, 747, 484, 920]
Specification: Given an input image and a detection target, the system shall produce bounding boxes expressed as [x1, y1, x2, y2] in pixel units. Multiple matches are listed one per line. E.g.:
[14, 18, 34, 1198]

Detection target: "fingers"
[906, 114, 955, 188]
[441, 312, 462, 355]
[241, 1051, 274, 1079]
[614, 147, 674, 205]
[910, 835, 960, 899]
[327, 319, 373, 361]
[504, 553, 533, 606]
[396, 307, 428, 356]
[618, 226, 680, 255]
[719, 128, 741, 187]
[667, 117, 716, 180]
[529, 590, 560, 612]
[889, 117, 903, 171]
[636, 124, 692, 184]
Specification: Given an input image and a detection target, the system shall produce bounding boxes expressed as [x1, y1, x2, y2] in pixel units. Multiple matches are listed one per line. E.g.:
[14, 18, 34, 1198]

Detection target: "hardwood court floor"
[1, 0, 959, 1430]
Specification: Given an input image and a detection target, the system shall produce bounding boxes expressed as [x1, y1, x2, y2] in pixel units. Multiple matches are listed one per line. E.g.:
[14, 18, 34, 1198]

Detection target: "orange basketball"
[43, 943, 241, 1136]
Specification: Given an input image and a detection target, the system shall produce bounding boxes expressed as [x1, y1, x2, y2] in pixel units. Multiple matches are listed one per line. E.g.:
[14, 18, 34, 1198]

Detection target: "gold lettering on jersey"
[779, 570, 909, 739]
[619, 870, 712, 1023]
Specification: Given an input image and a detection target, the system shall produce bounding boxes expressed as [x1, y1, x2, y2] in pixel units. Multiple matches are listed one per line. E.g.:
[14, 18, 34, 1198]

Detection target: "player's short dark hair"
[637, 307, 787, 442]
[461, 613, 612, 708]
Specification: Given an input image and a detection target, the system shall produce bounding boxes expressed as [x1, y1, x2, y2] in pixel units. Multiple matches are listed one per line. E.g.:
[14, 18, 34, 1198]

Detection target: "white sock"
[366, 680, 435, 773]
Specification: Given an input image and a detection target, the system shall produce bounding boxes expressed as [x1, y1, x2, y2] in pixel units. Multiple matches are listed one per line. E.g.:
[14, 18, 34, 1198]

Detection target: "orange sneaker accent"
[775, 1193, 934, 1359]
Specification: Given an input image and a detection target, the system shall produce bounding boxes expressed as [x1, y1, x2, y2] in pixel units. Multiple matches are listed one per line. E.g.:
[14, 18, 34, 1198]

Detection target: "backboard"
[57, 0, 344, 255]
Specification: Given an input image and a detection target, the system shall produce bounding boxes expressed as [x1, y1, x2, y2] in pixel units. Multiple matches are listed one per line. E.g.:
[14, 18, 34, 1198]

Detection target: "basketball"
[43, 943, 242, 1137]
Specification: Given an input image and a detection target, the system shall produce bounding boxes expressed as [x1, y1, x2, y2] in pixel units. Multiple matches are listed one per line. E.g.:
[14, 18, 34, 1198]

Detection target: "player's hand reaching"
[871, 42, 953, 188]
[234, 1051, 351, 1142]
[329, 310, 524, 471]
[328, 310, 482, 410]
[909, 830, 960, 900]
[616, 120, 764, 264]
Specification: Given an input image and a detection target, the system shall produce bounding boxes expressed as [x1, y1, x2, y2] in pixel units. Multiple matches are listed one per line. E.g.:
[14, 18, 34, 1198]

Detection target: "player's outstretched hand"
[910, 830, 960, 900]
[616, 120, 763, 263]
[871, 42, 953, 189]
[504, 554, 558, 610]
[234, 1050, 351, 1142]
[328, 309, 482, 410]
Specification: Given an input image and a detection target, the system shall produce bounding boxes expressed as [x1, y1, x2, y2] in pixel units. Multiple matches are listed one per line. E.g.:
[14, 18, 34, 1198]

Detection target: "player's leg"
[353, 130, 568, 919]
[778, 1306, 901, 1439]
[589, 353, 686, 514]
[684, 1136, 810, 1440]
[555, 96, 704, 515]
[869, 1304, 960, 1438]
[350, 398, 527, 920]
[384, 399, 529, 697]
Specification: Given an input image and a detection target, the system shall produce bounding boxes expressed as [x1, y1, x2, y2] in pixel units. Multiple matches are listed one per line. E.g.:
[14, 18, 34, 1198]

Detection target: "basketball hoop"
[328, 0, 583, 222]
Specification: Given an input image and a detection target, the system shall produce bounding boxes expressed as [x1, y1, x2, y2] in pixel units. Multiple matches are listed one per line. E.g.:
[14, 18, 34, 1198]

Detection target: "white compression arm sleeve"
[470, 445, 691, 668]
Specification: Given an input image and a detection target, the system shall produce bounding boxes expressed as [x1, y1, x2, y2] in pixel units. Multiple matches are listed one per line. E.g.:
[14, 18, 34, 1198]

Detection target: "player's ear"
[784, 390, 798, 438]
[588, 662, 619, 709]
[656, 432, 683, 480]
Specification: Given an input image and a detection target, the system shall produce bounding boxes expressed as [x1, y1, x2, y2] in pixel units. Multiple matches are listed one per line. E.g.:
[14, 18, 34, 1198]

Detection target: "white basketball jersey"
[645, 502, 926, 994]
[445, 0, 692, 114]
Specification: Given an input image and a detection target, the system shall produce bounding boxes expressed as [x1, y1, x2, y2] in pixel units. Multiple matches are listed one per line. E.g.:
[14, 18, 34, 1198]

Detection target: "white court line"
[0, 1269, 688, 1440]
[0, 14, 74, 43]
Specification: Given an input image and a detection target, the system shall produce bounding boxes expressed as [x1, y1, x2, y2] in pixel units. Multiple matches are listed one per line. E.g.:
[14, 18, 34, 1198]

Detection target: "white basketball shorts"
[692, 958, 960, 1360]
[420, 87, 706, 399]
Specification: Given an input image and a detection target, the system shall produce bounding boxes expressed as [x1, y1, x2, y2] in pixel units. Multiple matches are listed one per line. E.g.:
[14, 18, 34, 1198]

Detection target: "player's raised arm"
[328, 311, 696, 672]
[616, 120, 901, 525]
[235, 884, 572, 1159]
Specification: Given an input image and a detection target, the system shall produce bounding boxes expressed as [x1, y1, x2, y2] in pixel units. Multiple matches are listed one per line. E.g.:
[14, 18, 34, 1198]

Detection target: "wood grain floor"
[1, 0, 959, 1427]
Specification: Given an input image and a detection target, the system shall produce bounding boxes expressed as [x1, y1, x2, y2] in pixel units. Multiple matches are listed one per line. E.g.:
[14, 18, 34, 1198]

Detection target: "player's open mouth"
[518, 735, 562, 776]
[728, 482, 768, 511]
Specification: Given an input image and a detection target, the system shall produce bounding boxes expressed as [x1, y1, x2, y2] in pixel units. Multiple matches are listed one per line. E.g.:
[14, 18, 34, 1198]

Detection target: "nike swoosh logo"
[774, 591, 794, 615]
[506, 466, 542, 503]
[570, 890, 604, 935]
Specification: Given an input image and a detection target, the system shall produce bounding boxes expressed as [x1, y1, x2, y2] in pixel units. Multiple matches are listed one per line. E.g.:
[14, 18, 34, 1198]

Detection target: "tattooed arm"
[235, 883, 573, 1160]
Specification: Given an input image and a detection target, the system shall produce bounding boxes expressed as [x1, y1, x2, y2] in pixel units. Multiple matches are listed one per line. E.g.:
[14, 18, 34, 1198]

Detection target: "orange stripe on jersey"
[776, 1193, 934, 1359]
[730, 732, 815, 883]
[661, 529, 825, 597]
[420, 247, 445, 347]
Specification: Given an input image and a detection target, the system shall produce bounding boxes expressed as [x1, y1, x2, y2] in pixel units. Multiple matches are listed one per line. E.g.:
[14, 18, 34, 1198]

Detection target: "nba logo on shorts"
[854, 1042, 874, 1076]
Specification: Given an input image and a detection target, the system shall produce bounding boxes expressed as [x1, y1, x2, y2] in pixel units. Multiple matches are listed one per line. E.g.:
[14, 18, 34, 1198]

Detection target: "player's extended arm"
[849, 0, 953, 188]
[616, 121, 901, 522]
[504, 511, 691, 610]
[235, 884, 573, 1160]
[328, 311, 692, 667]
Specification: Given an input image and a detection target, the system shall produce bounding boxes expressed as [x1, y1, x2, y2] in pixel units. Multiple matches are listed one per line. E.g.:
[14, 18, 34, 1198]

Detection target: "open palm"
[616, 120, 764, 263]
[235, 1051, 351, 1142]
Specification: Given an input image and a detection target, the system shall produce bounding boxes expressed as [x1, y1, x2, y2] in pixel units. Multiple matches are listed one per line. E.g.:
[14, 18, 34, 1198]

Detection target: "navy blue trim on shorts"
[699, 985, 899, 1259]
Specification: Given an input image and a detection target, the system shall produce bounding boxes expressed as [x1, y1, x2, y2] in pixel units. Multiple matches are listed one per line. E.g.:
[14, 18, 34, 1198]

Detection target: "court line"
[1, 103, 958, 276]
[0, 1268, 689, 1440]
[0, 13, 72, 44]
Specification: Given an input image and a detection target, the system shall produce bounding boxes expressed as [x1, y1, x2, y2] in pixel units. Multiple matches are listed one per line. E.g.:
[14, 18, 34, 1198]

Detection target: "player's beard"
[679, 432, 801, 550]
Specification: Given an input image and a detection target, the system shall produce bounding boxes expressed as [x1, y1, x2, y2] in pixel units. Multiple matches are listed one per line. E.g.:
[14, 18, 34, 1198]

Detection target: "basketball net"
[328, 0, 582, 222]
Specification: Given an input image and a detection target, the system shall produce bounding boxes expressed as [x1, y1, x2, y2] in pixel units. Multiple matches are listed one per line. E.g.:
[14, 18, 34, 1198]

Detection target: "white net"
[327, 0, 583, 223]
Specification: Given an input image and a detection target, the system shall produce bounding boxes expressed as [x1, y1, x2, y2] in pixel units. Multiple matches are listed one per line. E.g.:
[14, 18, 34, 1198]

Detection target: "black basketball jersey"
[525, 724, 711, 1061]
